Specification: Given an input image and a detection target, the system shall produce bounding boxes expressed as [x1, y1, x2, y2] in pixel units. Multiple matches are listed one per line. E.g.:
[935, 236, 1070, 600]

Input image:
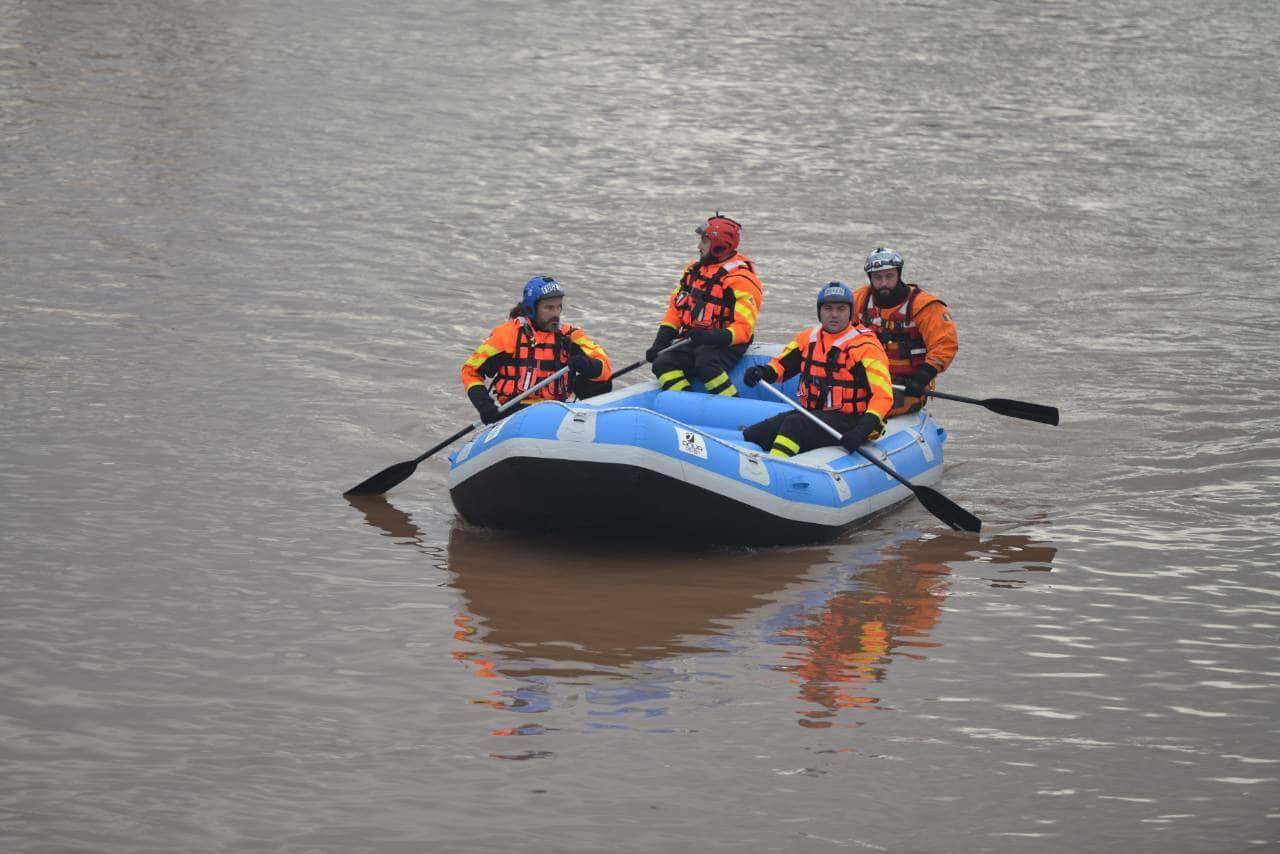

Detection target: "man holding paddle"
[344, 275, 684, 499]
[461, 276, 613, 424]
[853, 247, 957, 417]
[742, 282, 893, 458]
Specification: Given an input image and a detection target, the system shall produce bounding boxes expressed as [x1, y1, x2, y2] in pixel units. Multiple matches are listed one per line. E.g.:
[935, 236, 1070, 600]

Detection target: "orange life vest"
[855, 285, 942, 377]
[672, 258, 755, 332]
[490, 317, 572, 403]
[796, 326, 876, 415]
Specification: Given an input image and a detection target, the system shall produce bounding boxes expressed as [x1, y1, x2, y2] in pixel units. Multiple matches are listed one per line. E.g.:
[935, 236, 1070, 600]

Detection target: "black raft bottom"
[450, 457, 846, 546]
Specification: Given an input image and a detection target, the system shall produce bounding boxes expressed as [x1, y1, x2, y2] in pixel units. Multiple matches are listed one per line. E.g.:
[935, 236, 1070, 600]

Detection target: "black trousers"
[651, 342, 749, 385]
[742, 409, 860, 455]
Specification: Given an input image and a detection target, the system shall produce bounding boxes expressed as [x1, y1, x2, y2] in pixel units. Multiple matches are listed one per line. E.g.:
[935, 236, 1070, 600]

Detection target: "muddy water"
[3, 0, 1278, 851]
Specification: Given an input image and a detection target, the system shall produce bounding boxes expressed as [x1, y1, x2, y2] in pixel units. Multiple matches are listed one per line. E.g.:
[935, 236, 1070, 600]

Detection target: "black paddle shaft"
[611, 337, 691, 383]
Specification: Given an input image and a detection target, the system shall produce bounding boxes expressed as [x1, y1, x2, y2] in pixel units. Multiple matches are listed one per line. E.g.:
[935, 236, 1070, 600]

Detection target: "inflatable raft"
[447, 346, 949, 545]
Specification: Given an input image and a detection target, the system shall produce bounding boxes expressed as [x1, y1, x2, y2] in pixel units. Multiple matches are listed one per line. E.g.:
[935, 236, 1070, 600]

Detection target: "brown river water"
[3, 1, 1278, 851]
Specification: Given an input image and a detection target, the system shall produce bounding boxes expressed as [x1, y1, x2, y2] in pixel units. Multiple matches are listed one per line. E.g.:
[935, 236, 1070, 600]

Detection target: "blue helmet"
[521, 276, 565, 315]
[816, 281, 854, 320]
[864, 247, 904, 277]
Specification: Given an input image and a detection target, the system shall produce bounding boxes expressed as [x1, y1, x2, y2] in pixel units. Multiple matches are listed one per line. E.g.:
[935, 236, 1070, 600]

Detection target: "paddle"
[609, 337, 691, 383]
[756, 381, 981, 533]
[343, 366, 572, 497]
[897, 385, 1060, 426]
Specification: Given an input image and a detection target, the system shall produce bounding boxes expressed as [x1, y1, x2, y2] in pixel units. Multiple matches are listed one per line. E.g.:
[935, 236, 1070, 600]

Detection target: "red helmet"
[695, 213, 741, 260]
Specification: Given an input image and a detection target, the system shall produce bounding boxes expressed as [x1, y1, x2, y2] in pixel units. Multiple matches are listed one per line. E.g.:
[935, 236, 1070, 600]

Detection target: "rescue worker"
[853, 247, 957, 417]
[741, 282, 893, 458]
[462, 276, 612, 424]
[644, 213, 764, 397]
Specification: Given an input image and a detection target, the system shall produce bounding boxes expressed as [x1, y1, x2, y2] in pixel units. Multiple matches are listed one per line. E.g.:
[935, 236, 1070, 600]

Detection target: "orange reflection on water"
[772, 532, 1056, 727]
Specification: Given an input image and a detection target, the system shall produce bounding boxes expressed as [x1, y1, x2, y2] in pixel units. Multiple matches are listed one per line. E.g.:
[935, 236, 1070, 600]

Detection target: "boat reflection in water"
[764, 531, 1057, 727]
[440, 521, 833, 675]
[347, 496, 1055, 734]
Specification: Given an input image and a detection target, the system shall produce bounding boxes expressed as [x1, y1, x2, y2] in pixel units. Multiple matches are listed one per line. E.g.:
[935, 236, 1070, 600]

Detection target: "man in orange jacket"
[645, 213, 763, 397]
[853, 247, 957, 417]
[461, 276, 612, 424]
[741, 283, 893, 458]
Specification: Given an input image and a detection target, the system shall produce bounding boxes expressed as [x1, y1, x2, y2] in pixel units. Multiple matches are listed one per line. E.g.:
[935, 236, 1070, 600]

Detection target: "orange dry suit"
[852, 283, 957, 416]
[461, 316, 612, 406]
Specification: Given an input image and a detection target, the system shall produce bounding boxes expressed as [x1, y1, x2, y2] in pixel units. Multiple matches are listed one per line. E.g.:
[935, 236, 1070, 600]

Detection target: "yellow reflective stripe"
[863, 356, 891, 381]
[464, 343, 503, 368]
[574, 337, 606, 360]
[704, 372, 737, 397]
[658, 369, 688, 386]
[769, 448, 792, 458]
[863, 357, 893, 395]
[704, 371, 730, 390]
[772, 434, 801, 455]
[666, 378, 692, 391]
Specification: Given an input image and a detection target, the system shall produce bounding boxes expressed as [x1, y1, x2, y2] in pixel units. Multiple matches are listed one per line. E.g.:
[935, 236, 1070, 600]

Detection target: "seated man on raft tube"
[742, 282, 893, 458]
[645, 213, 764, 397]
[854, 246, 957, 416]
[461, 276, 613, 424]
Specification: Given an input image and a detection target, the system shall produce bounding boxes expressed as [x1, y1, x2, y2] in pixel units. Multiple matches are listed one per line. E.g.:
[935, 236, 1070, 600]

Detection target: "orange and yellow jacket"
[461, 316, 612, 405]
[765, 324, 894, 428]
[659, 253, 763, 346]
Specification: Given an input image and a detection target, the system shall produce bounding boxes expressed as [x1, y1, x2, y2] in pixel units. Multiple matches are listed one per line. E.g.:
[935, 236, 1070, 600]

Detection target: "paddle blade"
[913, 484, 982, 533]
[343, 459, 419, 497]
[984, 397, 1060, 426]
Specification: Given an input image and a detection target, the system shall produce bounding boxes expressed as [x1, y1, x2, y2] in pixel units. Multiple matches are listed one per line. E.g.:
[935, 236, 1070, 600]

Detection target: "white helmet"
[863, 247, 904, 276]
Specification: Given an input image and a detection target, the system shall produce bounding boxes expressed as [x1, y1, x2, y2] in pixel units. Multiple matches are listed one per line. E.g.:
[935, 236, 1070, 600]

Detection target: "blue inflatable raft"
[447, 346, 948, 545]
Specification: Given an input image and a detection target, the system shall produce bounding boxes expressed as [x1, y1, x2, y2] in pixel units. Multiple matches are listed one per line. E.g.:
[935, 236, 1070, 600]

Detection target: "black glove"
[568, 354, 602, 379]
[689, 328, 732, 349]
[467, 386, 502, 425]
[743, 364, 777, 388]
[840, 412, 883, 453]
[645, 327, 678, 363]
[901, 364, 938, 397]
